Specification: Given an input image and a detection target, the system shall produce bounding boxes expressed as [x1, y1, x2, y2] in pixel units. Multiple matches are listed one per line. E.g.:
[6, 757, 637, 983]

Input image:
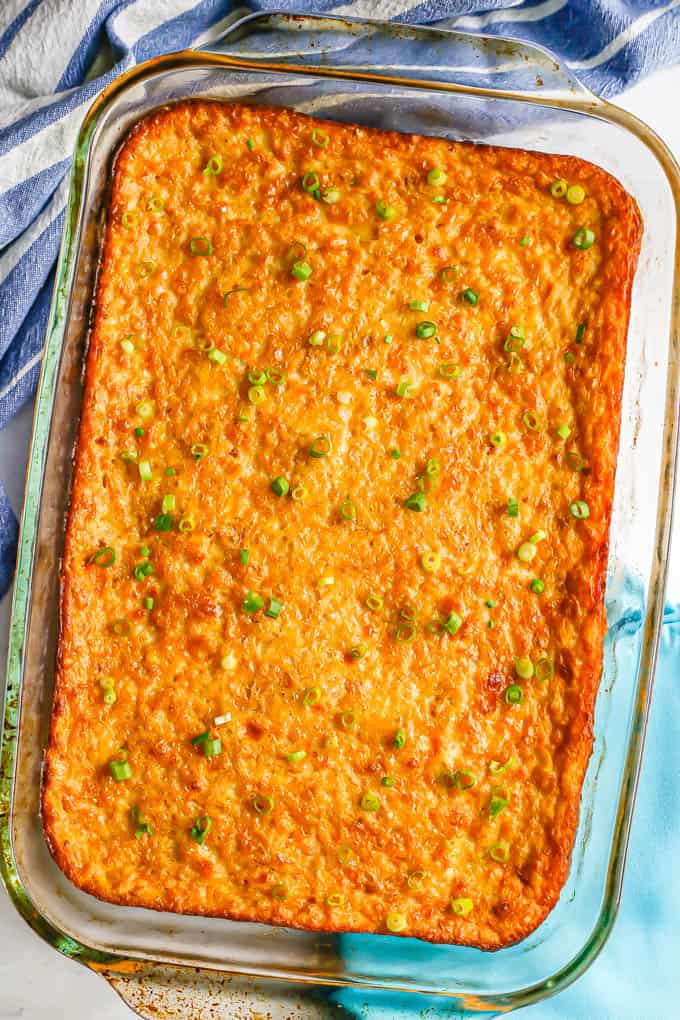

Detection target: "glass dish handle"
[197, 10, 596, 104]
[99, 965, 502, 1019]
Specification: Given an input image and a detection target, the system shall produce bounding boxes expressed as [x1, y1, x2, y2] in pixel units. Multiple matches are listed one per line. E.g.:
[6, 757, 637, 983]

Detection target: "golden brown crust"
[42, 100, 642, 949]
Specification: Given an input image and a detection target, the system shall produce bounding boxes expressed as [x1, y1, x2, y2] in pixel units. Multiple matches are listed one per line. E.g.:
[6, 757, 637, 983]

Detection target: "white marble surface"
[1, 66, 679, 1020]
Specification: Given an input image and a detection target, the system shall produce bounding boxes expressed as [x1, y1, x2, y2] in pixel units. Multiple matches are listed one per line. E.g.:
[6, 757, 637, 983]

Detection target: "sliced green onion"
[130, 806, 153, 838]
[121, 210, 138, 229]
[453, 769, 476, 790]
[203, 156, 223, 176]
[161, 493, 176, 513]
[291, 485, 308, 503]
[190, 236, 213, 256]
[154, 513, 174, 531]
[271, 882, 288, 901]
[326, 892, 344, 909]
[135, 260, 155, 278]
[417, 474, 435, 494]
[134, 426, 145, 437]
[265, 598, 283, 619]
[240, 549, 250, 565]
[89, 546, 116, 568]
[100, 676, 116, 706]
[460, 288, 479, 306]
[191, 442, 209, 461]
[550, 179, 568, 198]
[489, 790, 508, 818]
[381, 775, 395, 788]
[202, 737, 222, 757]
[120, 338, 135, 355]
[365, 368, 378, 381]
[531, 578, 545, 594]
[301, 171, 320, 193]
[286, 241, 307, 263]
[325, 334, 342, 354]
[311, 128, 329, 147]
[505, 684, 523, 705]
[386, 911, 407, 933]
[407, 870, 426, 890]
[490, 756, 515, 775]
[246, 138, 255, 150]
[440, 265, 459, 284]
[133, 561, 153, 582]
[112, 618, 130, 636]
[517, 541, 537, 563]
[144, 597, 154, 610]
[310, 435, 331, 458]
[489, 431, 507, 448]
[451, 897, 473, 916]
[535, 657, 554, 682]
[242, 591, 265, 614]
[556, 423, 572, 440]
[303, 685, 321, 707]
[415, 320, 437, 339]
[515, 657, 534, 680]
[427, 167, 447, 186]
[287, 750, 306, 763]
[360, 791, 380, 812]
[291, 260, 312, 281]
[178, 516, 195, 532]
[376, 199, 397, 221]
[384, 333, 393, 344]
[570, 500, 590, 519]
[248, 369, 267, 386]
[575, 322, 586, 344]
[253, 794, 274, 815]
[348, 643, 367, 660]
[405, 492, 426, 512]
[396, 380, 415, 398]
[166, 467, 175, 476]
[390, 449, 401, 460]
[207, 348, 227, 365]
[437, 611, 461, 638]
[109, 752, 131, 782]
[271, 476, 289, 497]
[522, 411, 540, 431]
[567, 451, 585, 471]
[248, 385, 265, 405]
[395, 621, 416, 643]
[340, 498, 356, 521]
[340, 709, 356, 729]
[409, 299, 428, 312]
[489, 843, 509, 862]
[365, 594, 384, 612]
[337, 844, 354, 865]
[393, 728, 406, 750]
[507, 351, 524, 374]
[421, 551, 440, 573]
[147, 195, 165, 213]
[190, 815, 212, 844]
[425, 457, 440, 477]
[507, 498, 519, 518]
[564, 351, 576, 364]
[138, 460, 152, 482]
[567, 184, 586, 205]
[573, 227, 595, 250]
[519, 235, 530, 246]
[438, 362, 460, 379]
[266, 368, 285, 385]
[322, 188, 341, 204]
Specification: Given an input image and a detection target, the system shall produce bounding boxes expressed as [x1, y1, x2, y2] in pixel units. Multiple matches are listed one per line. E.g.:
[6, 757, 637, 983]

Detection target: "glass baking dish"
[1, 12, 679, 1020]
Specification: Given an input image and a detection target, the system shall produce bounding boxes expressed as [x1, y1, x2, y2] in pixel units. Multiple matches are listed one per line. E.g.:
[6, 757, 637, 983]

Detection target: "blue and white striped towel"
[0, 0, 679, 597]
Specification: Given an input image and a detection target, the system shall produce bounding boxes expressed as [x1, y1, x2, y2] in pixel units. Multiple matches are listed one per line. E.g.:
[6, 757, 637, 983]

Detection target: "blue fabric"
[0, 1, 679, 595]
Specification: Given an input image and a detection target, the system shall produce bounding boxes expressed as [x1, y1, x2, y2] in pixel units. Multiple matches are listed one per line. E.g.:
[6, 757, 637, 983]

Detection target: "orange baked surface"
[42, 101, 641, 949]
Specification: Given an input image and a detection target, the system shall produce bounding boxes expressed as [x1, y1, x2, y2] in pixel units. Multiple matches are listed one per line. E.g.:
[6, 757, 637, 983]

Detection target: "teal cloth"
[330, 606, 680, 1019]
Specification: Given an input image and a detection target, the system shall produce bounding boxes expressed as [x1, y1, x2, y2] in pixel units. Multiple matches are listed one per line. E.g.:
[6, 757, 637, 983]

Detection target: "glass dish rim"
[1, 11, 679, 1015]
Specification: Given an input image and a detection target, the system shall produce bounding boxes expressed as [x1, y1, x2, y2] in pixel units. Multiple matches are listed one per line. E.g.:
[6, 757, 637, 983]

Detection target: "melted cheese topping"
[43, 101, 641, 949]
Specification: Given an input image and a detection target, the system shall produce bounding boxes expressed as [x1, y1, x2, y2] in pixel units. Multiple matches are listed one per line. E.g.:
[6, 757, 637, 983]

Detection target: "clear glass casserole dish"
[1, 12, 678, 1019]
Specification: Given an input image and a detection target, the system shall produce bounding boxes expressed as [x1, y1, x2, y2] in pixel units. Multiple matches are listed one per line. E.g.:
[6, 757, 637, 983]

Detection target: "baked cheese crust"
[42, 101, 642, 949]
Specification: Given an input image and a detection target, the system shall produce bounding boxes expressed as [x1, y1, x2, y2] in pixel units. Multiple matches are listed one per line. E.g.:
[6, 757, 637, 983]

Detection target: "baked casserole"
[42, 100, 642, 949]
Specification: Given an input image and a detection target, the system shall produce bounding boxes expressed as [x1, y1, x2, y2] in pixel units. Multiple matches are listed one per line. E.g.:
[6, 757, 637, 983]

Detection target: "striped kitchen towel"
[0, 0, 679, 598]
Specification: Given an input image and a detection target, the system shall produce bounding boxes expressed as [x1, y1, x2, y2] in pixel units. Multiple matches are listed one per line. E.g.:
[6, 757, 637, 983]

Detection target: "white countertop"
[0, 65, 679, 1020]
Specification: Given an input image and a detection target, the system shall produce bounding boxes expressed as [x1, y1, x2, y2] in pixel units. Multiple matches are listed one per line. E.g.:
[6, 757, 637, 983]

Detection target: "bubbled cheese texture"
[42, 101, 641, 949]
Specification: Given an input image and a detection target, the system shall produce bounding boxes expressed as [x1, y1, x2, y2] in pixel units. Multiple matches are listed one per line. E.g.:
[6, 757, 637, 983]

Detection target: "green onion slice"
[340, 498, 356, 521]
[505, 684, 523, 705]
[303, 685, 321, 707]
[570, 500, 590, 519]
[203, 155, 223, 176]
[360, 791, 380, 812]
[253, 794, 274, 815]
[89, 546, 116, 568]
[438, 362, 461, 379]
[404, 492, 427, 512]
[376, 199, 397, 221]
[535, 657, 554, 682]
[311, 128, 329, 147]
[573, 227, 595, 250]
[242, 591, 265, 615]
[489, 843, 510, 862]
[191, 815, 212, 844]
[310, 435, 332, 458]
[460, 288, 479, 306]
[453, 769, 476, 790]
[415, 320, 437, 339]
[190, 236, 213, 256]
[451, 897, 473, 916]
